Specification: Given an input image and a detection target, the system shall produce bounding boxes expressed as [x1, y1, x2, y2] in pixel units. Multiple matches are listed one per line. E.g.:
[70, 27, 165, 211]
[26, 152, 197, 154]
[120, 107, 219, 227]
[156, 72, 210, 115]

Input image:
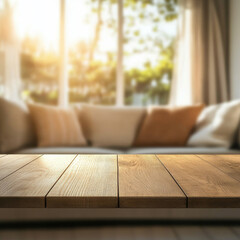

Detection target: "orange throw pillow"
[28, 103, 87, 147]
[134, 105, 204, 147]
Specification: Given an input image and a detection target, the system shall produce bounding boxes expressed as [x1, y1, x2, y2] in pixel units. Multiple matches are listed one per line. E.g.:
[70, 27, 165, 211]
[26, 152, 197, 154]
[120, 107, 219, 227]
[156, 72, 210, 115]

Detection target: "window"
[0, 0, 178, 106]
[67, 0, 117, 105]
[124, 0, 178, 106]
[15, 0, 60, 105]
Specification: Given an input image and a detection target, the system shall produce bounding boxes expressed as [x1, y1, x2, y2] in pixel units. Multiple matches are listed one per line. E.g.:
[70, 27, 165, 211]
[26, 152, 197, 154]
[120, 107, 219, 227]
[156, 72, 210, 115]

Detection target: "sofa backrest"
[0, 98, 37, 153]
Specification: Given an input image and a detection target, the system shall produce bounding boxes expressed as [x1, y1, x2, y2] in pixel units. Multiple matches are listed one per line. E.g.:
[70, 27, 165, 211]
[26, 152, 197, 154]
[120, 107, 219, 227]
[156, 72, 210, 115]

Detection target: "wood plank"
[232, 227, 240, 238]
[173, 227, 211, 240]
[203, 227, 239, 240]
[197, 155, 240, 182]
[0, 154, 76, 208]
[0, 227, 179, 240]
[47, 155, 118, 208]
[158, 155, 240, 208]
[113, 226, 178, 240]
[0, 154, 41, 181]
[118, 155, 186, 208]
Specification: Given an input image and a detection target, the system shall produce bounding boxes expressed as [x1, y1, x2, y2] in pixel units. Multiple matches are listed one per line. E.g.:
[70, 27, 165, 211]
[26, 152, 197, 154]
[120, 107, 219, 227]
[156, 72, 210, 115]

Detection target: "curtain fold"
[170, 0, 229, 106]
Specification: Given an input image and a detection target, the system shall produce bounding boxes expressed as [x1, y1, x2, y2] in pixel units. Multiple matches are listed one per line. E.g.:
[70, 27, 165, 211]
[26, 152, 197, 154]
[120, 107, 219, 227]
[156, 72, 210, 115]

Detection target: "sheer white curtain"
[170, 0, 229, 106]
[0, 1, 21, 102]
[0, 43, 21, 102]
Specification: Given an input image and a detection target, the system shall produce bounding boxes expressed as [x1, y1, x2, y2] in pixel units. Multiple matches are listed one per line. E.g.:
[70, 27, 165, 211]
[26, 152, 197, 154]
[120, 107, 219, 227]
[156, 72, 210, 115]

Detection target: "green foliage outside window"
[20, 0, 178, 105]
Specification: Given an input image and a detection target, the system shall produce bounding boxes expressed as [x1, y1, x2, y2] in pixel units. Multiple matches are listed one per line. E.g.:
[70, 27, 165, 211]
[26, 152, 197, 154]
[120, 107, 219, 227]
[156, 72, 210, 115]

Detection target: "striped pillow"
[28, 103, 87, 147]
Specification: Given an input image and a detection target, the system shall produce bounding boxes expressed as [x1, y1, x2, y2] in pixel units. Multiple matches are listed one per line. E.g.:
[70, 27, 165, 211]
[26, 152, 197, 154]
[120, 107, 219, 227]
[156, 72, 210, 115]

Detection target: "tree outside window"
[0, 0, 178, 106]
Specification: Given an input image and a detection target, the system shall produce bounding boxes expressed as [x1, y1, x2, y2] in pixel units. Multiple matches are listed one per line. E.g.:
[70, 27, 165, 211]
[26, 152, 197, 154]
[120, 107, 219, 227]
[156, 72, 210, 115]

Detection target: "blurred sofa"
[17, 146, 240, 154]
[0, 97, 240, 154]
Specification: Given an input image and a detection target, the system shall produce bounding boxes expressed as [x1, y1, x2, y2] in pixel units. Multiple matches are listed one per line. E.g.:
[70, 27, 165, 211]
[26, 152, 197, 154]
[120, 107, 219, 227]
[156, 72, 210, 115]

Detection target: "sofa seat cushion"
[17, 147, 124, 154]
[126, 147, 240, 154]
[16, 147, 240, 154]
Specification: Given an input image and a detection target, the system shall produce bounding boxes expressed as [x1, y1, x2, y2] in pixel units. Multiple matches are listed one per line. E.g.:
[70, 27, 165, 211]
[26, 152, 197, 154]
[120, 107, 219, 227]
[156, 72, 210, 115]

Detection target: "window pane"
[14, 0, 60, 105]
[67, 0, 117, 105]
[124, 0, 178, 106]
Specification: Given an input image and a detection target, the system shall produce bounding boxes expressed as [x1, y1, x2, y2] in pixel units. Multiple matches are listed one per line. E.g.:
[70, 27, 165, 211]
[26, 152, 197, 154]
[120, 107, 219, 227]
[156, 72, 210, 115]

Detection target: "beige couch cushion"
[28, 103, 86, 147]
[127, 147, 240, 154]
[16, 146, 240, 154]
[17, 147, 124, 154]
[75, 104, 146, 147]
[188, 100, 240, 148]
[0, 98, 36, 153]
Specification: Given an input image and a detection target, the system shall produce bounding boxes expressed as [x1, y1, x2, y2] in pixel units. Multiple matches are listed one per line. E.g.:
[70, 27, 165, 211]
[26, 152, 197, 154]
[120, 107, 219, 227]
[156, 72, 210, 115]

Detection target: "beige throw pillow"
[188, 100, 240, 148]
[28, 104, 86, 147]
[75, 104, 146, 147]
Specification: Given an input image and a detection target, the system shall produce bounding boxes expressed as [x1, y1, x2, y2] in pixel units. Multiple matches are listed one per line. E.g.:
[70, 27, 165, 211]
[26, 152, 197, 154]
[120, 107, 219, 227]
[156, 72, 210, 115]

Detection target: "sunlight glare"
[13, 0, 59, 51]
[12, 0, 116, 56]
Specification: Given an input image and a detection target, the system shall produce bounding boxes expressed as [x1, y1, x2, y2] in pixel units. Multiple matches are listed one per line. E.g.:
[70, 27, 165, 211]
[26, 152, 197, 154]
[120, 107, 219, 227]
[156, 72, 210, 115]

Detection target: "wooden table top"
[0, 154, 239, 208]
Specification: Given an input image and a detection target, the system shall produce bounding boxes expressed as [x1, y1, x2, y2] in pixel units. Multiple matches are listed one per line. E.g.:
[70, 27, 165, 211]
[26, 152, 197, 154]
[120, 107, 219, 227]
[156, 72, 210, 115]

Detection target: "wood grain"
[0, 154, 41, 181]
[118, 155, 186, 208]
[197, 155, 240, 182]
[0, 154, 76, 208]
[47, 155, 118, 208]
[158, 155, 240, 208]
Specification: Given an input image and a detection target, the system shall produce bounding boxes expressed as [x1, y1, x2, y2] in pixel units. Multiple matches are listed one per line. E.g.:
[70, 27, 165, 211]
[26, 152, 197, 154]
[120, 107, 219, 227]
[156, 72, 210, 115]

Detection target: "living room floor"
[0, 224, 240, 240]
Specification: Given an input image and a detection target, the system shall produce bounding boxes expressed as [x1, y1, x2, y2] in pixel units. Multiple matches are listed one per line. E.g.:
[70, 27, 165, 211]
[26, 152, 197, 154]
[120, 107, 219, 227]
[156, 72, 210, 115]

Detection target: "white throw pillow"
[75, 104, 146, 147]
[188, 100, 240, 148]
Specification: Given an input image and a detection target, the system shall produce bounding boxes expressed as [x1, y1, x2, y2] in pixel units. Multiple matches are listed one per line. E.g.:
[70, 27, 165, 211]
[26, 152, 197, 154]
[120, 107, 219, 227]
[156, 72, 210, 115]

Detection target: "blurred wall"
[230, 0, 240, 100]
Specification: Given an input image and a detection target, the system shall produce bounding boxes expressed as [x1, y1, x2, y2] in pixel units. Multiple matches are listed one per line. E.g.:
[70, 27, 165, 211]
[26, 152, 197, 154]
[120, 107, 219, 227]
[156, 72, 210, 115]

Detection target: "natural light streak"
[13, 0, 117, 55]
